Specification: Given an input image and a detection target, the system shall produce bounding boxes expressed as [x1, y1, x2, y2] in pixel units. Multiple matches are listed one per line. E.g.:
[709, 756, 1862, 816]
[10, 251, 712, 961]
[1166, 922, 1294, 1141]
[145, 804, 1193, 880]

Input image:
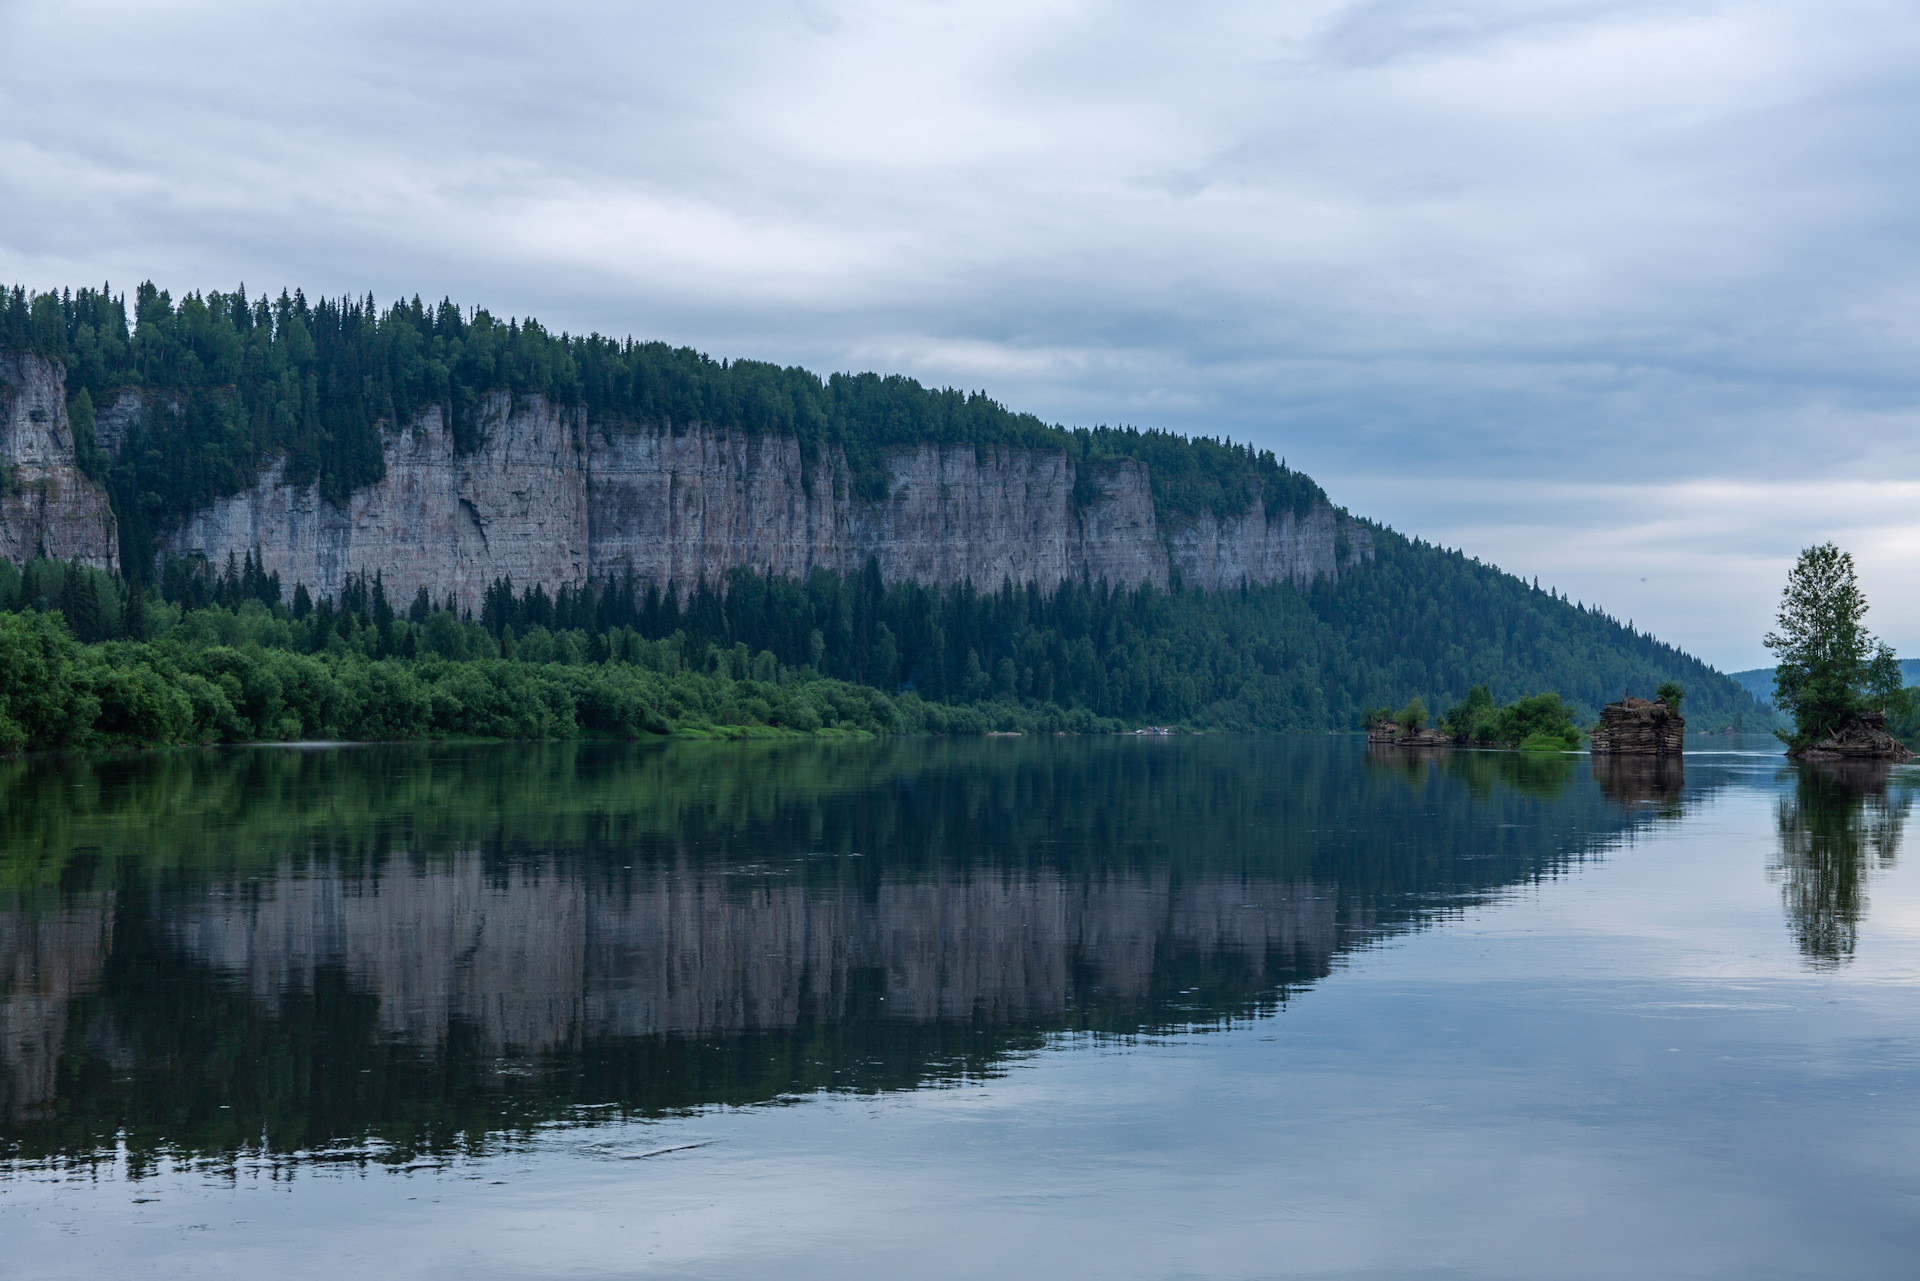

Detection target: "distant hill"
[1729, 659, 1920, 711]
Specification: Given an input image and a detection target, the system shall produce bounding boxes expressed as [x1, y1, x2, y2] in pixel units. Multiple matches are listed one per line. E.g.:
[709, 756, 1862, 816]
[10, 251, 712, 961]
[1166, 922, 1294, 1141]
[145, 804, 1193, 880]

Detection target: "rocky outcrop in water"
[152, 386, 1371, 607]
[1589, 697, 1685, 756]
[1368, 721, 1452, 747]
[1793, 712, 1914, 763]
[0, 356, 119, 571]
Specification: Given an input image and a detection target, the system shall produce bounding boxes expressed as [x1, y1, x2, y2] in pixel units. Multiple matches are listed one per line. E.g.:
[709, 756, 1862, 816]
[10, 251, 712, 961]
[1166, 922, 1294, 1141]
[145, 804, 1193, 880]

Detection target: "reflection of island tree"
[1772, 765, 1912, 968]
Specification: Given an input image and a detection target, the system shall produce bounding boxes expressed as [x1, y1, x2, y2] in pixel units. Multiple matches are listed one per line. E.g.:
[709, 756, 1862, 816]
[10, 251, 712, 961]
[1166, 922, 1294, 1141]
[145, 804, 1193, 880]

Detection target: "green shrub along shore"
[1365, 686, 1589, 752]
[0, 602, 1145, 751]
[2, 538, 1773, 751]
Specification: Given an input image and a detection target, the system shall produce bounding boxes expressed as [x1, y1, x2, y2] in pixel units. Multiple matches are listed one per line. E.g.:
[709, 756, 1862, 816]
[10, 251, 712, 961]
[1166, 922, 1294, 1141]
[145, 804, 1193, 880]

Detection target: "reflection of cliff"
[171, 864, 1352, 1055]
[0, 736, 1652, 1169]
[0, 898, 113, 1126]
[1772, 765, 1912, 968]
[1591, 756, 1684, 812]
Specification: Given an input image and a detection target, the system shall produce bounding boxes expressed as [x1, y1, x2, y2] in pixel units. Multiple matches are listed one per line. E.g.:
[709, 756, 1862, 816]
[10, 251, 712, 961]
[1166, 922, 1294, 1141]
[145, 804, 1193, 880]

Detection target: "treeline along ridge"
[0, 283, 1766, 744]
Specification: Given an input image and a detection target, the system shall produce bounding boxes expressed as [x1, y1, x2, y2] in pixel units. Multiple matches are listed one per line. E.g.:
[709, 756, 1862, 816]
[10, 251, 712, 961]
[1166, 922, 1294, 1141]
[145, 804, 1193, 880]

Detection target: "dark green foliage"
[1441, 684, 1496, 738]
[6, 510, 1765, 750]
[1885, 688, 1920, 745]
[453, 531, 1760, 732]
[1498, 694, 1582, 750]
[1655, 680, 1685, 713]
[1394, 697, 1428, 731]
[1764, 543, 1893, 750]
[5, 283, 1320, 570]
[1439, 686, 1580, 749]
[0, 611, 98, 748]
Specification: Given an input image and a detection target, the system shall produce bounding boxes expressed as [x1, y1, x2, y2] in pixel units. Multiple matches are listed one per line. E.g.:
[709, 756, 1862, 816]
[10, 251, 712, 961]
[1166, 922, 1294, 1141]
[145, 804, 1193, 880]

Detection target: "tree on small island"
[1440, 684, 1581, 750]
[1765, 542, 1911, 756]
[1655, 680, 1685, 713]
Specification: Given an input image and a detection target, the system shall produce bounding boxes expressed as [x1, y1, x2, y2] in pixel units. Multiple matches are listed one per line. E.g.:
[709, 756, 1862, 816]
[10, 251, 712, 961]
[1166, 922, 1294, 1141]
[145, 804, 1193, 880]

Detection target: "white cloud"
[3, 0, 1918, 667]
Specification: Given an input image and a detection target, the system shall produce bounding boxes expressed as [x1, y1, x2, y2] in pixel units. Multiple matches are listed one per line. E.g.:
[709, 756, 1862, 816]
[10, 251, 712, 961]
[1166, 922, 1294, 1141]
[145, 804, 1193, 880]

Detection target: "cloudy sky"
[4, 0, 1917, 669]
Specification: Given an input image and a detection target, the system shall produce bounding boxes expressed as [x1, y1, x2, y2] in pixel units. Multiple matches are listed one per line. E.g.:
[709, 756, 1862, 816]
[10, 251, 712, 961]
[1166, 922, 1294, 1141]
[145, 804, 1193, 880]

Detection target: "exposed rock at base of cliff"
[1792, 712, 1914, 763]
[1589, 697, 1685, 756]
[162, 390, 1375, 609]
[0, 356, 119, 572]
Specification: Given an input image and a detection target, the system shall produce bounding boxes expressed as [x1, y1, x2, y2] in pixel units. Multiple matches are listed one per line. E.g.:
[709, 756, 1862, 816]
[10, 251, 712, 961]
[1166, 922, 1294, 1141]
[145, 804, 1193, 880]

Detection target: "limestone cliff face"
[171, 393, 589, 609]
[158, 392, 1372, 606]
[0, 355, 119, 571]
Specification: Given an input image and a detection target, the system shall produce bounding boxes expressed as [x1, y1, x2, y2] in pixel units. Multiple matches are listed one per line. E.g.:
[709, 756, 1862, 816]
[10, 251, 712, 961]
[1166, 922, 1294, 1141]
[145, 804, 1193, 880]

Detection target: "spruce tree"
[1765, 543, 1880, 748]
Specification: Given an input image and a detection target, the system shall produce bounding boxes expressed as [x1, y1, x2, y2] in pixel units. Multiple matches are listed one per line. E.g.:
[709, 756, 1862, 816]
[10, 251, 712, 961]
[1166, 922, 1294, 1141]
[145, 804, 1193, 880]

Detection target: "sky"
[3, 0, 1917, 671]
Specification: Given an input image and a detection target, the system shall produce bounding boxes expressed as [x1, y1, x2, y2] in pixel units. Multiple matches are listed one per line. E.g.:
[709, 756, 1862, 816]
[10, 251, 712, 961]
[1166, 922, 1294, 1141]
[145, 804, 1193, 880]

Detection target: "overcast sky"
[4, 0, 1917, 669]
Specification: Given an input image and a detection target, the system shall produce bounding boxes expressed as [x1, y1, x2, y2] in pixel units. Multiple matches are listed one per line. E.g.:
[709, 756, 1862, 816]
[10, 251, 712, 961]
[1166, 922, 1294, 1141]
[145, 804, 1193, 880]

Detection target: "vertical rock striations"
[6, 361, 1367, 605]
[0, 355, 118, 571]
[1589, 697, 1685, 756]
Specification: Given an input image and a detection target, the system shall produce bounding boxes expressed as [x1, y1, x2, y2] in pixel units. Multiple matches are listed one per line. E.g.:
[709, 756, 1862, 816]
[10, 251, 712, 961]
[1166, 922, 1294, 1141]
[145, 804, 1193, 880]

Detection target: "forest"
[3, 283, 1320, 573]
[1, 282, 1774, 746]
[0, 531, 1764, 749]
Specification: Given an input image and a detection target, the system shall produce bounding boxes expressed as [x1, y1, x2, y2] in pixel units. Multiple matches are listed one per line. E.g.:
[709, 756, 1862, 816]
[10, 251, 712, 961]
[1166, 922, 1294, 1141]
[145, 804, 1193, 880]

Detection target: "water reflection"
[1366, 743, 1582, 801]
[1772, 763, 1914, 968]
[1592, 755, 1685, 815]
[1, 738, 1685, 1172]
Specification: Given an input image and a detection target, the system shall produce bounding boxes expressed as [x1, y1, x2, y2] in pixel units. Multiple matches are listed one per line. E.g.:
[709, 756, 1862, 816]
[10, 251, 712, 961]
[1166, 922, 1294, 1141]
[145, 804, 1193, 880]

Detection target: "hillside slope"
[2, 283, 1766, 731]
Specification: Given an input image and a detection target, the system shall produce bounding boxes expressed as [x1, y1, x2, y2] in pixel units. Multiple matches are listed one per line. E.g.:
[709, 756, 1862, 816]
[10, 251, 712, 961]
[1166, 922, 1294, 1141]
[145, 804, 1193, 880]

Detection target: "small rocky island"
[1791, 712, 1913, 763]
[1367, 719, 1452, 747]
[1589, 696, 1684, 757]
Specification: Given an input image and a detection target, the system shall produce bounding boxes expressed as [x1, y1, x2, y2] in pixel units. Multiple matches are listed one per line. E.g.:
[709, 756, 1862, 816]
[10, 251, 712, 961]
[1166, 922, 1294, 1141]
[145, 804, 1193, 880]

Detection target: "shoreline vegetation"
[1364, 686, 1590, 753]
[0, 543, 1770, 752]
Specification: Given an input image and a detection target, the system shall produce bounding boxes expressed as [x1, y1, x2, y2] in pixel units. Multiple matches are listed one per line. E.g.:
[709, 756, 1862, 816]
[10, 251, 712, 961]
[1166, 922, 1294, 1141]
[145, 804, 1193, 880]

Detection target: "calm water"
[2, 736, 1916, 1278]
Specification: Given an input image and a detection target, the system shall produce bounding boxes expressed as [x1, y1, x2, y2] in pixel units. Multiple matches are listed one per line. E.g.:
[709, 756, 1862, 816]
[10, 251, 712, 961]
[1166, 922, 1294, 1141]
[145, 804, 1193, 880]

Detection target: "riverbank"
[0, 608, 1134, 751]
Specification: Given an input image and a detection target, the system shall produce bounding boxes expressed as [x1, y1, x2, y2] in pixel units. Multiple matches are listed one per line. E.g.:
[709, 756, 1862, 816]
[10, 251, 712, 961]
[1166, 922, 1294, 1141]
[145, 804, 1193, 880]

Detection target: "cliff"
[156, 388, 1371, 607]
[0, 355, 118, 571]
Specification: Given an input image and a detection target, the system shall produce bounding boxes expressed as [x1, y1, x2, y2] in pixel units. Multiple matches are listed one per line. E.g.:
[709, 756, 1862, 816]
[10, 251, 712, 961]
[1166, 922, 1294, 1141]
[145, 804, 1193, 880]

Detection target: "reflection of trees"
[3, 737, 1650, 1171]
[1772, 764, 1912, 968]
[1365, 744, 1579, 802]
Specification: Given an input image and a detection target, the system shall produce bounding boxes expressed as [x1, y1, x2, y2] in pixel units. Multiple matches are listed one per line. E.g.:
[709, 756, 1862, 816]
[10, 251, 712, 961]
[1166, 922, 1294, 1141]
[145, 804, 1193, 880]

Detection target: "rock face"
[1794, 712, 1914, 763]
[1367, 720, 1451, 747]
[160, 391, 1374, 608]
[0, 355, 118, 571]
[169, 394, 591, 610]
[1589, 697, 1685, 756]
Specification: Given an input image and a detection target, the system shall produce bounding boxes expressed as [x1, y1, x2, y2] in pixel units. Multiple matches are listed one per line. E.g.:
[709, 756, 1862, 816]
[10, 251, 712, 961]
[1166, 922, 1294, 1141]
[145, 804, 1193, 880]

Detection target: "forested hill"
[2, 284, 1321, 537]
[2, 282, 1765, 732]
